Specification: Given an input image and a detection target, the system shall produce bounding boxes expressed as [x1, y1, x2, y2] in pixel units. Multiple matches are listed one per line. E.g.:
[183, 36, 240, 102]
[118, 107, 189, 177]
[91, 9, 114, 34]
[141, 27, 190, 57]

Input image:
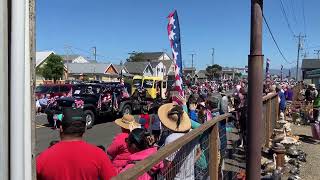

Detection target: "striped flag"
[280, 65, 283, 81]
[97, 94, 102, 110]
[67, 87, 73, 97]
[167, 10, 184, 104]
[265, 58, 270, 79]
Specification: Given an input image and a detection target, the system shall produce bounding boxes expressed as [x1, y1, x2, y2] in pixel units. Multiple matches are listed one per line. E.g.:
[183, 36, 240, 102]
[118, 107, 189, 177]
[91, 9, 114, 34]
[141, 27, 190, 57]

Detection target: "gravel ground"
[290, 124, 320, 180]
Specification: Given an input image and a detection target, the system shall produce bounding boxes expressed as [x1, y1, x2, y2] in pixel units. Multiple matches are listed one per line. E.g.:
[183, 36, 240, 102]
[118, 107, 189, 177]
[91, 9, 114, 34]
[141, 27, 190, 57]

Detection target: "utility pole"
[247, 0, 263, 180]
[93, 46, 97, 61]
[314, 50, 320, 60]
[211, 48, 215, 65]
[295, 33, 306, 81]
[190, 53, 196, 79]
[64, 45, 72, 80]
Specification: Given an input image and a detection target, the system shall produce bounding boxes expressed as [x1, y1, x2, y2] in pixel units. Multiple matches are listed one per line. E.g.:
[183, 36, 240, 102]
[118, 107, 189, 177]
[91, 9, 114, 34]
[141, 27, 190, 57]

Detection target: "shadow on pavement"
[298, 134, 320, 145]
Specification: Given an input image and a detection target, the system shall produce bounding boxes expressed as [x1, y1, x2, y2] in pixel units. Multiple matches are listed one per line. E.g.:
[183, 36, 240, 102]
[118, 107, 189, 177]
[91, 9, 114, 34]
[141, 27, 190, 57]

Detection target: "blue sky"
[36, 0, 320, 70]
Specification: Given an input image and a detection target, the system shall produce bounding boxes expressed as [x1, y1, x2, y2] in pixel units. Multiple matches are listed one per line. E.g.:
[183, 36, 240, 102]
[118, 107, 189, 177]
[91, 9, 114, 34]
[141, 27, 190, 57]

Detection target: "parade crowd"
[36, 79, 298, 180]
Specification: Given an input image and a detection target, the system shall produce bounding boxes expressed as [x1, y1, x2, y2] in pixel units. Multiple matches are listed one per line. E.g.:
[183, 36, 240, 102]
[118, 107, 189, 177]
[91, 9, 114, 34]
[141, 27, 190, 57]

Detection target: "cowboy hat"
[310, 84, 316, 88]
[115, 114, 141, 131]
[158, 103, 191, 132]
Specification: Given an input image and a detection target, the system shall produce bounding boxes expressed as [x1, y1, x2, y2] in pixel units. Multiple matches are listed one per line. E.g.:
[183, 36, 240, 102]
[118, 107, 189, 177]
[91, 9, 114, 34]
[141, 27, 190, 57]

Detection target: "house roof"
[150, 61, 161, 68]
[183, 67, 196, 71]
[124, 61, 151, 74]
[36, 51, 54, 67]
[66, 63, 111, 74]
[60, 55, 80, 61]
[113, 64, 129, 73]
[301, 59, 320, 69]
[196, 70, 207, 79]
[161, 60, 173, 73]
[138, 52, 164, 61]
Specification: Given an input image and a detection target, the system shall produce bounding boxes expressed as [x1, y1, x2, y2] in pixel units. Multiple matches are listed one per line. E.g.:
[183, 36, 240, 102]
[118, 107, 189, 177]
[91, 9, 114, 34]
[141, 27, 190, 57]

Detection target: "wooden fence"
[113, 93, 279, 180]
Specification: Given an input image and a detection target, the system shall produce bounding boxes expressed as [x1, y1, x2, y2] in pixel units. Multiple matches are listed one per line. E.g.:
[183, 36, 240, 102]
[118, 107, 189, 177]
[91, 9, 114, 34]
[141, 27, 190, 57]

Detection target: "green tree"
[126, 52, 146, 62]
[206, 64, 222, 80]
[235, 72, 242, 77]
[41, 54, 64, 82]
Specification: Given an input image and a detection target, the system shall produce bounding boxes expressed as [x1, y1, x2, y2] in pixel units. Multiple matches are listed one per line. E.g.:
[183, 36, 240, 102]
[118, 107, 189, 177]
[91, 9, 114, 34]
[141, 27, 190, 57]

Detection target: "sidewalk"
[289, 124, 320, 180]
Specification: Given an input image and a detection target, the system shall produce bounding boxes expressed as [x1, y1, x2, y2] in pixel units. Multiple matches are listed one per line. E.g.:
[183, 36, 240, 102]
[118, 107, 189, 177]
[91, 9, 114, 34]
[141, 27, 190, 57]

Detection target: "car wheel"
[122, 104, 132, 115]
[83, 110, 95, 129]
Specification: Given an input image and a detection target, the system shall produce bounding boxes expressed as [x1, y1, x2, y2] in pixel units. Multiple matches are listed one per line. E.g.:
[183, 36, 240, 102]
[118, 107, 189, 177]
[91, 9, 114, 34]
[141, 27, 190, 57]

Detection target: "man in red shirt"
[37, 108, 117, 180]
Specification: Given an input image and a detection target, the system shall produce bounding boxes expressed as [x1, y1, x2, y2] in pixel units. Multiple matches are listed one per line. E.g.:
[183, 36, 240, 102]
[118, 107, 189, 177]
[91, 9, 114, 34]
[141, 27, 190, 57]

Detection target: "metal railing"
[113, 93, 279, 180]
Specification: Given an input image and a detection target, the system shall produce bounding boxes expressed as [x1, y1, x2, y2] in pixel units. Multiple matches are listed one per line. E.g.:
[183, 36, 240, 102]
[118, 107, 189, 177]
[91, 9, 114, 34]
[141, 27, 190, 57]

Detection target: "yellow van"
[132, 75, 143, 94]
[142, 76, 167, 99]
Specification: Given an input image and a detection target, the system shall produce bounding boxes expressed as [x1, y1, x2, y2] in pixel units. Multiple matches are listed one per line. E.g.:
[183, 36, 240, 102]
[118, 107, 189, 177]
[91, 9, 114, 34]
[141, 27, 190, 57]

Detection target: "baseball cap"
[62, 107, 85, 123]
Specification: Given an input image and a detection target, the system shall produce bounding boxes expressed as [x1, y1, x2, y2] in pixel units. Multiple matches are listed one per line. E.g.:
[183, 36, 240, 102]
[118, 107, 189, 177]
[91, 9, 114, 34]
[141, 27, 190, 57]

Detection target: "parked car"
[45, 82, 133, 128]
[35, 84, 73, 98]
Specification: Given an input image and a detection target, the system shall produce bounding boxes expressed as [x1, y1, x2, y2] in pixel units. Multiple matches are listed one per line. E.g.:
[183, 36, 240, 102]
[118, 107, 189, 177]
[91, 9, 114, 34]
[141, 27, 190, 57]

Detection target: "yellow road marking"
[36, 124, 46, 129]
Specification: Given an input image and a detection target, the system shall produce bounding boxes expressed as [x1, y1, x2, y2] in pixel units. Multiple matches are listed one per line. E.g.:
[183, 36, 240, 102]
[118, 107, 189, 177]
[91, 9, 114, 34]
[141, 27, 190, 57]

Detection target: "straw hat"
[158, 103, 191, 132]
[115, 114, 141, 131]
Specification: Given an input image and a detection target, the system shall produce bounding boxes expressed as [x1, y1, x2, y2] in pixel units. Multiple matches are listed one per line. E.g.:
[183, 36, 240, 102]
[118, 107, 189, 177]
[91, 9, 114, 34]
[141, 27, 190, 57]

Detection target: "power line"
[289, 0, 298, 25]
[301, 0, 307, 35]
[279, 0, 295, 36]
[263, 14, 295, 65]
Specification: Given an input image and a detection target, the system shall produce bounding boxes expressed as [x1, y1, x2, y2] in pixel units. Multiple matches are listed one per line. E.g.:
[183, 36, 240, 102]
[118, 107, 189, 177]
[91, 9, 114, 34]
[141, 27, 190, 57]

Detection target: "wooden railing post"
[209, 123, 219, 180]
[265, 99, 272, 147]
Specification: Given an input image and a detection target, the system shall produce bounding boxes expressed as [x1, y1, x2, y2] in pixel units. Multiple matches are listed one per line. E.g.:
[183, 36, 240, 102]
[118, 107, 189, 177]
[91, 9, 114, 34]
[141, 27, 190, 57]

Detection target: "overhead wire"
[301, 0, 307, 36]
[263, 14, 295, 65]
[289, 0, 298, 25]
[279, 0, 295, 36]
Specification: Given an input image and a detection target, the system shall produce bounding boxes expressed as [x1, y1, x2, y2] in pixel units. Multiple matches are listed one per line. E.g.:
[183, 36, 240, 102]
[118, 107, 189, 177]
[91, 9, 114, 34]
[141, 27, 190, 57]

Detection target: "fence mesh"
[155, 129, 210, 180]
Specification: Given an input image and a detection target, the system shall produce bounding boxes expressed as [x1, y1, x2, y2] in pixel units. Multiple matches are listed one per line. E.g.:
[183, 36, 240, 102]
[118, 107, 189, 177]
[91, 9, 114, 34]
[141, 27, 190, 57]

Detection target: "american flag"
[265, 58, 270, 79]
[97, 94, 102, 110]
[67, 87, 73, 97]
[280, 65, 283, 81]
[112, 93, 118, 111]
[167, 10, 184, 104]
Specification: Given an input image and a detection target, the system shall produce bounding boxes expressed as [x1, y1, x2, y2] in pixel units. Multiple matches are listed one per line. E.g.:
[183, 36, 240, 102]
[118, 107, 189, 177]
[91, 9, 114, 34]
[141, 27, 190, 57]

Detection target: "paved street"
[35, 114, 120, 155]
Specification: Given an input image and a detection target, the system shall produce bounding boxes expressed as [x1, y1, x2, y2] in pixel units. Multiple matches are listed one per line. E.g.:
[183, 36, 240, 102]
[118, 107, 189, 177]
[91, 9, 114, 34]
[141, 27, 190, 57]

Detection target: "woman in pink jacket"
[121, 128, 163, 180]
[107, 114, 141, 171]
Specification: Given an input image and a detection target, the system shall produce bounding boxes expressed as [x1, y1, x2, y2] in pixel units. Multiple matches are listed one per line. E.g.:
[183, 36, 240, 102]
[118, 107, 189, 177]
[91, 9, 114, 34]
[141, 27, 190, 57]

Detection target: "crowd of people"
[36, 78, 298, 180]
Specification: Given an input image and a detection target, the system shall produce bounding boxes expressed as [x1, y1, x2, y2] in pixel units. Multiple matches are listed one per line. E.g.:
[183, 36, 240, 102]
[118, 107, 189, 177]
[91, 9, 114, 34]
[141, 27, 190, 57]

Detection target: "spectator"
[305, 84, 318, 103]
[276, 85, 287, 122]
[139, 106, 150, 130]
[107, 114, 140, 171]
[38, 94, 48, 110]
[150, 113, 161, 143]
[313, 91, 320, 123]
[37, 108, 116, 180]
[158, 103, 199, 180]
[285, 85, 294, 102]
[121, 128, 163, 179]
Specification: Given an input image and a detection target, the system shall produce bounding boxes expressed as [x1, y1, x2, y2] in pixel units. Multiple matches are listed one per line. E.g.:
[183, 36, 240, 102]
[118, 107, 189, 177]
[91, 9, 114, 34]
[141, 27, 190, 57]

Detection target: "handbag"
[311, 123, 320, 140]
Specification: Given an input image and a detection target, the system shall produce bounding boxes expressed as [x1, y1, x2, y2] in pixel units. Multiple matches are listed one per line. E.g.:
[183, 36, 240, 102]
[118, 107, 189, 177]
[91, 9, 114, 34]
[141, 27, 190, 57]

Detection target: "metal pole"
[11, 0, 27, 179]
[0, 0, 9, 179]
[296, 34, 301, 81]
[247, 0, 263, 179]
[211, 48, 215, 65]
[29, 0, 36, 178]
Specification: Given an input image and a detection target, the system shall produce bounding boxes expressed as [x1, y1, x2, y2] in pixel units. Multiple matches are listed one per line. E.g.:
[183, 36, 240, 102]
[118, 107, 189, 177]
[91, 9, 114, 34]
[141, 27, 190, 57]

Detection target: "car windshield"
[133, 79, 142, 87]
[73, 85, 101, 95]
[143, 79, 153, 88]
[35, 86, 51, 93]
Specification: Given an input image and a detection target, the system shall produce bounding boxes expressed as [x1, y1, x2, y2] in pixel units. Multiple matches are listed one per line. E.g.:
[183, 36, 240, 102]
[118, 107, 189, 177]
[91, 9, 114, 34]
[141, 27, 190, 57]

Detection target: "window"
[157, 68, 160, 72]
[133, 79, 142, 87]
[50, 86, 60, 93]
[161, 68, 164, 73]
[60, 86, 70, 92]
[143, 79, 153, 88]
[162, 81, 167, 88]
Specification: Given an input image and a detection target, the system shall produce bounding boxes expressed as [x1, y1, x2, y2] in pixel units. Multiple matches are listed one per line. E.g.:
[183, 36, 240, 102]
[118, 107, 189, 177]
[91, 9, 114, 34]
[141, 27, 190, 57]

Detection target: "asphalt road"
[35, 114, 120, 155]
